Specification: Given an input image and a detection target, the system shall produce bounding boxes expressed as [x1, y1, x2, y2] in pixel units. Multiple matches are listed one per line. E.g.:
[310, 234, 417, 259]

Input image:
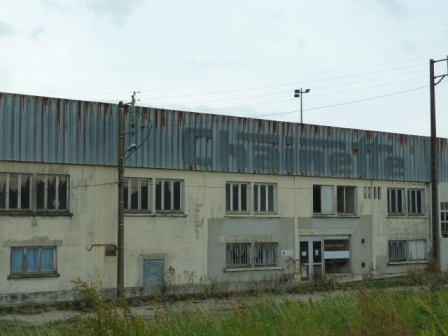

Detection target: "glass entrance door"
[300, 238, 322, 281]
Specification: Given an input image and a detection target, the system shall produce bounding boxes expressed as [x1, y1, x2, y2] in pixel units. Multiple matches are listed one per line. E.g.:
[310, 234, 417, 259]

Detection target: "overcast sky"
[1, 0, 447, 137]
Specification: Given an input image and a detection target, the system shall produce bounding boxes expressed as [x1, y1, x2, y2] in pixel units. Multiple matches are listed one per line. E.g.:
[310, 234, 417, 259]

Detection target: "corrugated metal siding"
[0, 92, 444, 182]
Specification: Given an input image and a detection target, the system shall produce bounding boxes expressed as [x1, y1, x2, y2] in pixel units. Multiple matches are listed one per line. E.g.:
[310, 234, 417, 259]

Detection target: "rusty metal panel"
[0, 92, 443, 182]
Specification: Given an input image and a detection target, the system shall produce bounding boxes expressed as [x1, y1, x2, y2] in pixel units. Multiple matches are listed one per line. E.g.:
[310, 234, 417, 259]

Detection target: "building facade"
[0, 92, 445, 305]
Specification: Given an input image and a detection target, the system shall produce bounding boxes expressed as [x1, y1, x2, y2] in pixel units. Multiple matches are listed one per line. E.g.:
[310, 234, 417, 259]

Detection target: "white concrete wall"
[0, 161, 432, 304]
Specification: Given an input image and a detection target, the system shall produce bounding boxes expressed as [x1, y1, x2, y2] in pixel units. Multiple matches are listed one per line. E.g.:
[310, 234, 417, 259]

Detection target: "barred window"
[226, 244, 250, 267]
[254, 243, 277, 266]
[389, 240, 426, 262]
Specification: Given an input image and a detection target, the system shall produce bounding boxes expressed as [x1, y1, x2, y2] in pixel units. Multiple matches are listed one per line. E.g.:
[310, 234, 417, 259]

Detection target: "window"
[226, 242, 278, 268]
[155, 180, 182, 212]
[324, 239, 350, 274]
[10, 247, 56, 274]
[0, 173, 31, 210]
[124, 178, 151, 212]
[254, 243, 277, 266]
[387, 188, 404, 215]
[441, 202, 448, 238]
[254, 184, 276, 213]
[313, 185, 334, 214]
[388, 240, 426, 262]
[226, 182, 248, 213]
[226, 244, 250, 267]
[36, 175, 69, 211]
[408, 189, 424, 215]
[337, 186, 356, 214]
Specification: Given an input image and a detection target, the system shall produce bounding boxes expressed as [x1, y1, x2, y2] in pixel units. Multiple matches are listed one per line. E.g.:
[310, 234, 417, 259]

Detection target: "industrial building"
[0, 91, 447, 305]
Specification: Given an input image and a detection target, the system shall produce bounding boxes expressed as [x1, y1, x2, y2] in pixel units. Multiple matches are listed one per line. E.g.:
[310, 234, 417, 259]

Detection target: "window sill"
[312, 214, 359, 218]
[224, 214, 280, 218]
[8, 272, 60, 280]
[0, 211, 73, 217]
[224, 266, 282, 272]
[388, 261, 428, 265]
[387, 215, 427, 219]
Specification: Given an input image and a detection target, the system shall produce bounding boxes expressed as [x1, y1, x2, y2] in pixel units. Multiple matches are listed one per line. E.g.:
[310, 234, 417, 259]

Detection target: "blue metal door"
[144, 259, 164, 294]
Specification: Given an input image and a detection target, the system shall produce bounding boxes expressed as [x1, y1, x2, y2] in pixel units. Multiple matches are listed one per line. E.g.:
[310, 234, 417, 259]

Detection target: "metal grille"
[388, 241, 407, 261]
[254, 243, 277, 266]
[226, 244, 250, 267]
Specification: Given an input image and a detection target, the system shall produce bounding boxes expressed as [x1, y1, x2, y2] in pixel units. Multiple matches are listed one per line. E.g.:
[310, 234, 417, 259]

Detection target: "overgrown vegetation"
[2, 264, 448, 335]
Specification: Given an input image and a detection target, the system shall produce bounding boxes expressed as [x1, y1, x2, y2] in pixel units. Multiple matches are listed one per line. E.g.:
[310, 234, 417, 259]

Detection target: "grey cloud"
[30, 26, 45, 40]
[373, 0, 408, 16]
[0, 21, 13, 37]
[81, 0, 144, 23]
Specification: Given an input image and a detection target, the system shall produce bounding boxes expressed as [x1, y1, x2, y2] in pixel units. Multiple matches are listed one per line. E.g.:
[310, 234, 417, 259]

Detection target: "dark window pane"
[313, 186, 321, 213]
[155, 181, 162, 210]
[130, 179, 138, 210]
[36, 176, 45, 209]
[21, 175, 31, 209]
[47, 176, 57, 210]
[123, 179, 129, 209]
[173, 181, 180, 210]
[164, 181, 171, 210]
[58, 176, 67, 210]
[268, 185, 274, 212]
[337, 186, 344, 213]
[232, 184, 238, 211]
[241, 184, 247, 211]
[397, 190, 402, 213]
[260, 185, 266, 212]
[417, 191, 422, 213]
[141, 180, 148, 210]
[345, 187, 355, 213]
[254, 185, 258, 212]
[0, 173, 6, 209]
[9, 174, 18, 209]
[226, 184, 230, 211]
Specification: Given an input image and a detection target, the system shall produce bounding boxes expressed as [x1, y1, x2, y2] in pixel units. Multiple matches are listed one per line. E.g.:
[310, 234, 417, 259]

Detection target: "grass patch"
[3, 287, 448, 335]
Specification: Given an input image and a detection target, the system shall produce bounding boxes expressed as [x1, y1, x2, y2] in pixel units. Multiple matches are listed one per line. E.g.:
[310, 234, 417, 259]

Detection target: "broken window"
[389, 241, 407, 261]
[124, 178, 151, 212]
[408, 189, 423, 215]
[36, 175, 69, 211]
[313, 185, 334, 214]
[324, 239, 350, 274]
[10, 247, 56, 274]
[0, 173, 31, 210]
[337, 186, 356, 214]
[254, 243, 277, 266]
[226, 182, 248, 213]
[254, 183, 276, 213]
[155, 180, 182, 212]
[387, 188, 404, 215]
[226, 243, 250, 267]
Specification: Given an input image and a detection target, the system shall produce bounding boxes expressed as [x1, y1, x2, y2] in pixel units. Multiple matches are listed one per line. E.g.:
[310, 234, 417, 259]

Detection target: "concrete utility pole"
[117, 92, 139, 298]
[429, 56, 448, 266]
[117, 101, 125, 297]
[294, 88, 310, 124]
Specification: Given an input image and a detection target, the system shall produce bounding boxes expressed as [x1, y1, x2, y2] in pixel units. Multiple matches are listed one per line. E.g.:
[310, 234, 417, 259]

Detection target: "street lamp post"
[294, 88, 310, 124]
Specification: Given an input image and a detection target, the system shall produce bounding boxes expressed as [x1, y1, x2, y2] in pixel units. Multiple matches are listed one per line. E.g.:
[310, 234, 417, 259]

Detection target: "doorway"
[299, 236, 350, 281]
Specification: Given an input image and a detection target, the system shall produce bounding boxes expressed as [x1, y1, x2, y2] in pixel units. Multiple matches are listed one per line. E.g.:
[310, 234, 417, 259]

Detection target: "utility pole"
[117, 101, 125, 297]
[429, 56, 447, 266]
[117, 92, 140, 298]
[294, 88, 310, 124]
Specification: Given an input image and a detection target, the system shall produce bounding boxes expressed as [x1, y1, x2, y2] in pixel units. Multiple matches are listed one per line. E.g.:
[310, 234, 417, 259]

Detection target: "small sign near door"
[282, 250, 294, 257]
